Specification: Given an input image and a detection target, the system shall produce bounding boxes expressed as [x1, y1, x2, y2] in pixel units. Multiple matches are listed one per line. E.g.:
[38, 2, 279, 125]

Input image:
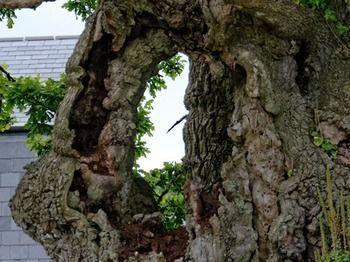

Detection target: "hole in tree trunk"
[118, 53, 189, 261]
[294, 40, 311, 96]
[69, 34, 114, 156]
[68, 52, 190, 261]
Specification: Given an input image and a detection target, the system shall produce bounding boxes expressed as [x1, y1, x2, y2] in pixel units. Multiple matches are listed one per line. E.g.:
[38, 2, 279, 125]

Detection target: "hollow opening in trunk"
[67, 52, 190, 260]
[133, 53, 189, 229]
[120, 53, 190, 260]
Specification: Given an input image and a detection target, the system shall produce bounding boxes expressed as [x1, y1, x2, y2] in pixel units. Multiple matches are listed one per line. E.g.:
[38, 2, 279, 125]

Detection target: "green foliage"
[135, 54, 185, 160]
[315, 166, 350, 262]
[135, 99, 154, 159]
[26, 134, 53, 156]
[337, 23, 350, 36]
[295, 0, 328, 9]
[141, 162, 186, 230]
[328, 250, 350, 262]
[62, 0, 97, 21]
[312, 131, 338, 158]
[287, 169, 295, 177]
[295, 0, 350, 37]
[0, 71, 67, 155]
[0, 8, 16, 28]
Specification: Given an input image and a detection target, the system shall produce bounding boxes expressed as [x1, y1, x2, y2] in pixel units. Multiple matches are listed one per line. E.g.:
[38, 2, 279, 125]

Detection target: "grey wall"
[0, 132, 50, 261]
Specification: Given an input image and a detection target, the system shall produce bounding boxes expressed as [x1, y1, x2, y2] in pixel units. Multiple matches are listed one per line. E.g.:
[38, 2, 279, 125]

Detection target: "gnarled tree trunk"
[10, 0, 350, 261]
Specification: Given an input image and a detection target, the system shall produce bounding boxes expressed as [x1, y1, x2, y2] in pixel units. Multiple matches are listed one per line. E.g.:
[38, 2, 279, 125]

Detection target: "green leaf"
[336, 23, 349, 36]
[0, 70, 67, 155]
[0, 8, 16, 28]
[62, 0, 97, 20]
[324, 9, 337, 22]
[142, 162, 186, 230]
[313, 136, 324, 147]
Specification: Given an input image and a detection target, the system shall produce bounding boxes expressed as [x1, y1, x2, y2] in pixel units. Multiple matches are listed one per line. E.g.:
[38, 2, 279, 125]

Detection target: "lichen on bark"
[10, 0, 350, 261]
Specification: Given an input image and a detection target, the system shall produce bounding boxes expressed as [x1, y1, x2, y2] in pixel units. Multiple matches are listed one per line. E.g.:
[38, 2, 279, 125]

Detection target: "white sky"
[0, 0, 85, 36]
[1, 0, 189, 171]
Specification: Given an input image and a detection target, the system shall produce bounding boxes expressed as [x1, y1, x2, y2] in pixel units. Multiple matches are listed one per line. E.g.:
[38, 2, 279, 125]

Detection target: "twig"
[0, 65, 15, 82]
[167, 114, 187, 133]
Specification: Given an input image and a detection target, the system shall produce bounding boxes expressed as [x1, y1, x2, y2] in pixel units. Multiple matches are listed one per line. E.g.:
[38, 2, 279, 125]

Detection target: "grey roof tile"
[27, 40, 45, 46]
[0, 56, 15, 62]
[58, 49, 73, 54]
[28, 64, 46, 69]
[11, 41, 28, 47]
[40, 50, 58, 55]
[2, 47, 18, 52]
[44, 40, 61, 46]
[47, 54, 67, 59]
[15, 55, 31, 60]
[52, 68, 65, 73]
[6, 57, 22, 65]
[25, 59, 40, 64]
[34, 55, 49, 59]
[34, 45, 56, 50]
[35, 68, 52, 73]
[0, 42, 12, 47]
[39, 73, 60, 79]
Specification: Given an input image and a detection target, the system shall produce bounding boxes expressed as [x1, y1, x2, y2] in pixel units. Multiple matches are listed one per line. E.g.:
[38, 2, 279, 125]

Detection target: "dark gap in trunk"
[69, 34, 114, 155]
[130, 12, 168, 39]
[68, 170, 101, 214]
[118, 53, 189, 260]
[69, 170, 88, 203]
[294, 40, 311, 96]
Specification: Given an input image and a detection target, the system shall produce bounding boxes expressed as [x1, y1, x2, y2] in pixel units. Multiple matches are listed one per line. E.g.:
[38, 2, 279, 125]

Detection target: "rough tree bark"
[9, 0, 350, 261]
[0, 0, 55, 9]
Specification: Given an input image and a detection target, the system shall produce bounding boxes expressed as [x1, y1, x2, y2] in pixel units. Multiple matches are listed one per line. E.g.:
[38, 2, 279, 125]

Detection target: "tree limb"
[226, 0, 321, 38]
[0, 0, 55, 9]
[0, 65, 15, 82]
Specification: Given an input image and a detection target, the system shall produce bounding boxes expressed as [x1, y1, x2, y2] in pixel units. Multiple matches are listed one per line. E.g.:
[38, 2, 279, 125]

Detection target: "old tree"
[1, 0, 350, 261]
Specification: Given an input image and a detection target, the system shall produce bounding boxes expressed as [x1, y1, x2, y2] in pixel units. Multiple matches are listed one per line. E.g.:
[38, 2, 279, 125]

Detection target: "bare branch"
[0, 0, 55, 9]
[167, 114, 187, 133]
[0, 65, 15, 82]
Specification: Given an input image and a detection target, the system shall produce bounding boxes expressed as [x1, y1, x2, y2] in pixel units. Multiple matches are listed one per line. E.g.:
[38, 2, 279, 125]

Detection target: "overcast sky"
[1, 0, 189, 170]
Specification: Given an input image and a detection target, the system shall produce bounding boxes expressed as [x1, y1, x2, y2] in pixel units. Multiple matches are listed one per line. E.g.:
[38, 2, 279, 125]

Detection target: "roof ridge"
[0, 35, 80, 42]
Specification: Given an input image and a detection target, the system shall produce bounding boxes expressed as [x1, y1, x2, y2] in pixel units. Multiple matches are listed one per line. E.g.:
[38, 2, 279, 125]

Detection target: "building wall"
[0, 132, 50, 261]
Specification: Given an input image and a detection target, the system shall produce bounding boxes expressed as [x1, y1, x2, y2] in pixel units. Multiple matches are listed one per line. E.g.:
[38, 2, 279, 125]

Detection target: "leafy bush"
[312, 131, 338, 159]
[140, 162, 186, 230]
[0, 73, 66, 154]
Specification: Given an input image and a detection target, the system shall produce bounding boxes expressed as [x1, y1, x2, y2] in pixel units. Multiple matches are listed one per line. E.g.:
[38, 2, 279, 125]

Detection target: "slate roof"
[0, 35, 79, 127]
[0, 35, 78, 80]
